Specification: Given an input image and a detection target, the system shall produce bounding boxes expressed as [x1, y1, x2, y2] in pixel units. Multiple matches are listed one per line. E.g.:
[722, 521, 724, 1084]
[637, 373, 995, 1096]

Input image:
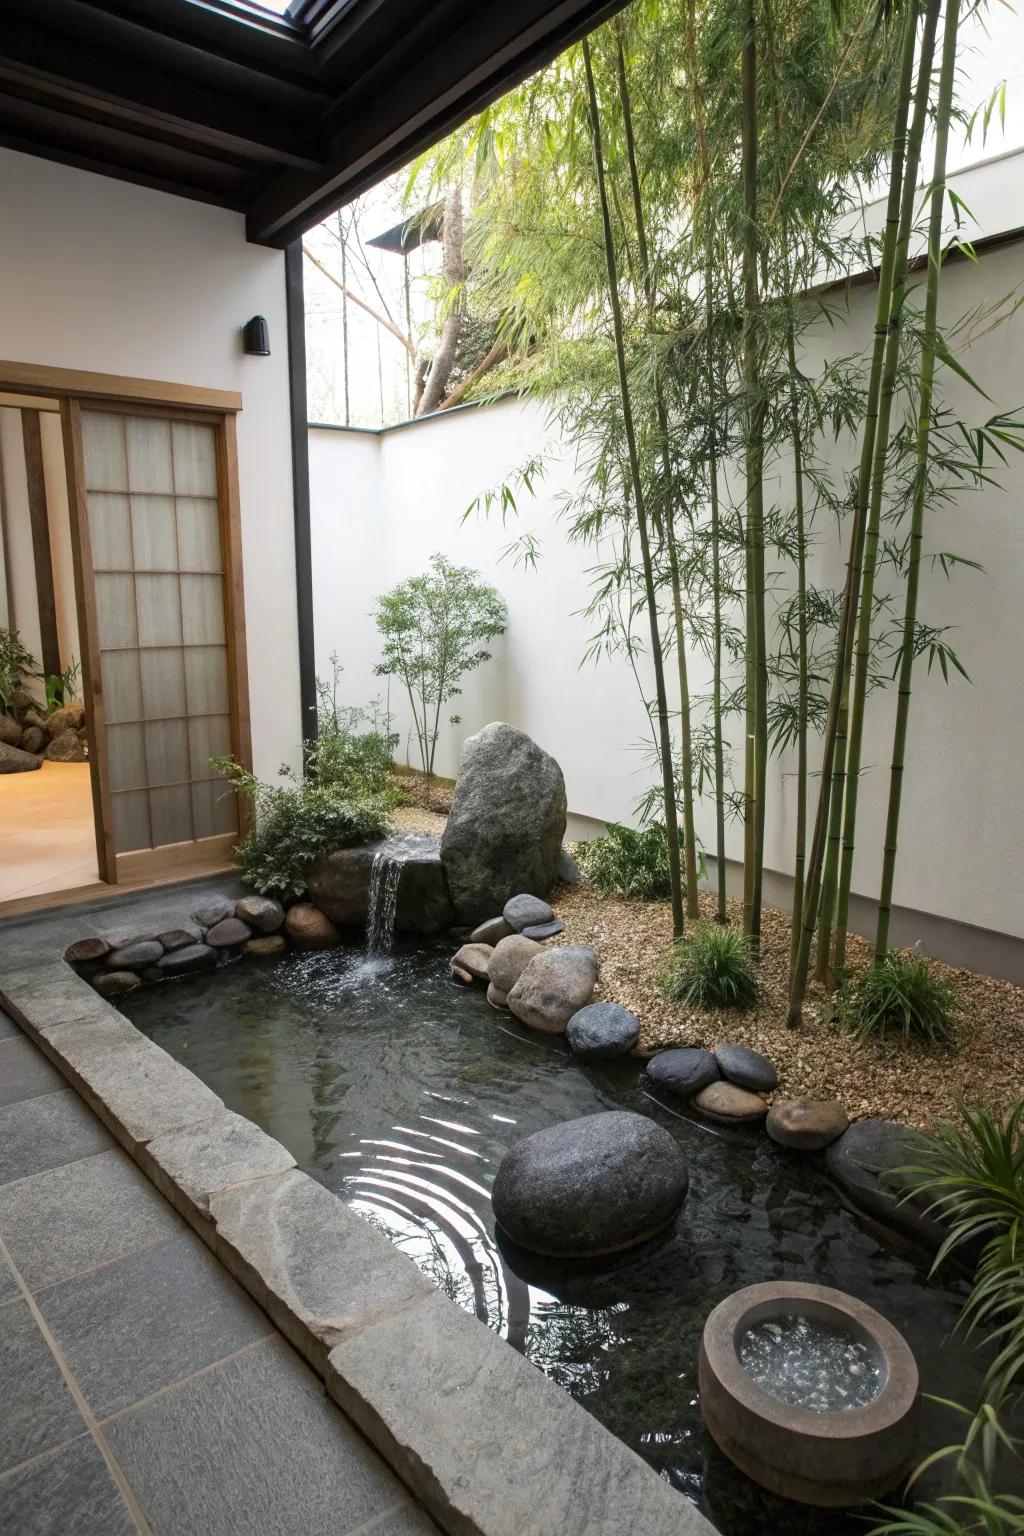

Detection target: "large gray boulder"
[0, 714, 22, 747]
[306, 834, 454, 936]
[440, 723, 567, 924]
[0, 741, 42, 773]
[491, 1110, 688, 1257]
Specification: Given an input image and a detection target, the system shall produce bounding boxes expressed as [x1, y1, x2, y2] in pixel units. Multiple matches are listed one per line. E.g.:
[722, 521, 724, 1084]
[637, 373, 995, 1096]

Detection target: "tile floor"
[0, 1009, 439, 1536]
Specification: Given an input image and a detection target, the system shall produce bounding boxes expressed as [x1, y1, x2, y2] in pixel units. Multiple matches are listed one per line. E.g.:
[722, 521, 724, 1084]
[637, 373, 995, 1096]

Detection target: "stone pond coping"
[0, 908, 717, 1536]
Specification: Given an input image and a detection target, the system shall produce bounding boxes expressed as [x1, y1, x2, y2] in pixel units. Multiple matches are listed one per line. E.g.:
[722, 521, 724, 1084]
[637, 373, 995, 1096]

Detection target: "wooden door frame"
[0, 360, 250, 912]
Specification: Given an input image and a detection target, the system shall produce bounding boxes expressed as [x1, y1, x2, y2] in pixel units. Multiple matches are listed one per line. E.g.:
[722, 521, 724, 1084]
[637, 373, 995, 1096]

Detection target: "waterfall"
[366, 848, 402, 953]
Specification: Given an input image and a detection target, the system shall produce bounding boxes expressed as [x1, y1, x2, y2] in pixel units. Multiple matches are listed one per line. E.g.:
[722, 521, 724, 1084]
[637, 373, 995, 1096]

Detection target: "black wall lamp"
[242, 315, 271, 355]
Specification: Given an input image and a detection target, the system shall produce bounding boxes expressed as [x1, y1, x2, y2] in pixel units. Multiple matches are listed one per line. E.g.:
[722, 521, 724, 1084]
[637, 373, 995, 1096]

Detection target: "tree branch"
[302, 245, 415, 357]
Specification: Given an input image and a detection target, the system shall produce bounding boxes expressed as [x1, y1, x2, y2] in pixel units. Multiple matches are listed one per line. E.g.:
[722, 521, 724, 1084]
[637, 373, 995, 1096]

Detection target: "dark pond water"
[124, 941, 992, 1536]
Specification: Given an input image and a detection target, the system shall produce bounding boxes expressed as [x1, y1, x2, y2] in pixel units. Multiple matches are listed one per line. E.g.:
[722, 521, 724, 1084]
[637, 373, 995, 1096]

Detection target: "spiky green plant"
[659, 924, 759, 1010]
[839, 952, 964, 1047]
[575, 823, 673, 901]
[903, 1102, 1024, 1406]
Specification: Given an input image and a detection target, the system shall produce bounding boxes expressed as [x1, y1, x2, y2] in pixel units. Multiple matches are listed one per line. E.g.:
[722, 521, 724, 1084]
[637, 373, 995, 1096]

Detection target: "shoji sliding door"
[67, 404, 248, 881]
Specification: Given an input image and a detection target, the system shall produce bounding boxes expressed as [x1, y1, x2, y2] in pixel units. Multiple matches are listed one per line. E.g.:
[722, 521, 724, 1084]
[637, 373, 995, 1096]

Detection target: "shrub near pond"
[659, 925, 760, 1011]
[575, 822, 673, 901]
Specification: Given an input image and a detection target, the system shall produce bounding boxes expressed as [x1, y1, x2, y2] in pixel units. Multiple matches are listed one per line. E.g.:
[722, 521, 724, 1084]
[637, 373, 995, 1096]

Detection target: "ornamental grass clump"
[841, 952, 964, 1048]
[659, 924, 759, 1011]
[575, 822, 672, 901]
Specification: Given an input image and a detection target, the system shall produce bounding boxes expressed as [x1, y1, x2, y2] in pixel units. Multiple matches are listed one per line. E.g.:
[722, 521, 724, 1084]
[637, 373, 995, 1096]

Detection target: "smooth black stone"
[522, 918, 565, 941]
[104, 940, 164, 971]
[713, 1042, 778, 1093]
[565, 1002, 639, 1060]
[157, 943, 218, 978]
[503, 894, 555, 932]
[491, 1110, 688, 1258]
[646, 1047, 720, 1098]
[825, 1118, 947, 1249]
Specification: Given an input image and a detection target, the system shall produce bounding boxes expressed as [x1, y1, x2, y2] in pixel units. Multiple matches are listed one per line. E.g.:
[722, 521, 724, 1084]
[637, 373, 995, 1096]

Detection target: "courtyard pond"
[123, 940, 1004, 1536]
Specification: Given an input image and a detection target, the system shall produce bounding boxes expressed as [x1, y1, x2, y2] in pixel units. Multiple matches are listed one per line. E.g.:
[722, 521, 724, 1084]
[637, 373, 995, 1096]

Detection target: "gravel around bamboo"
[387, 798, 1021, 1130]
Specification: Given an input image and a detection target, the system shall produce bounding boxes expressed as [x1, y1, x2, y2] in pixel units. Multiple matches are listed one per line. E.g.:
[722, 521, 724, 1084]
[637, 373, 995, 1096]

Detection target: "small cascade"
[366, 847, 402, 953]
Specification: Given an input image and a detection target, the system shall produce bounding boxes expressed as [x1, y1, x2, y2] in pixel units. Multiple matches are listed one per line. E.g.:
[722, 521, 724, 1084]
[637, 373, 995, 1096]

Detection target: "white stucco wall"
[310, 237, 1024, 945]
[0, 147, 301, 780]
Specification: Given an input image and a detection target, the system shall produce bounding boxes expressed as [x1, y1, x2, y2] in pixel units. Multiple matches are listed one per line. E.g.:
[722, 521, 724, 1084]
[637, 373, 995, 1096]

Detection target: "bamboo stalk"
[786, 0, 922, 1027]
[741, 0, 769, 951]
[832, 0, 941, 977]
[787, 320, 810, 978]
[582, 34, 686, 938]
[614, 26, 701, 920]
[876, 0, 961, 958]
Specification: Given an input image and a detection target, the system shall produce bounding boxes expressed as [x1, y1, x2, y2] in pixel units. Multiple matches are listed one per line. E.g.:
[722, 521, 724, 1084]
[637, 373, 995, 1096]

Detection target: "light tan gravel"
[550, 879, 1024, 1132]
[392, 797, 1022, 1129]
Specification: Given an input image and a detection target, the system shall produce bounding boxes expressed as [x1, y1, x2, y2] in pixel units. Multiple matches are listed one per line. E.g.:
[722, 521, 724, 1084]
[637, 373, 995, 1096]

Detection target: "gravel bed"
[552, 879, 1024, 1131]
[391, 804, 448, 838]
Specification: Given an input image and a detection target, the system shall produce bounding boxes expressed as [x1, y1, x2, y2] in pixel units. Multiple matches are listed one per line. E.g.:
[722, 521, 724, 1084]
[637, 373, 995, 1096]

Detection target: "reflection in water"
[123, 941, 1012, 1536]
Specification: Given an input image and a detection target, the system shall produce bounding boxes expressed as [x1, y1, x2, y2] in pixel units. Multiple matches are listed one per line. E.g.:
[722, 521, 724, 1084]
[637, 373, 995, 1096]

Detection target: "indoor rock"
[450, 943, 492, 983]
[507, 945, 598, 1034]
[487, 935, 542, 995]
[566, 1002, 640, 1060]
[235, 895, 286, 933]
[0, 741, 42, 773]
[285, 903, 341, 951]
[694, 1082, 768, 1124]
[440, 722, 567, 923]
[647, 1048, 720, 1098]
[714, 1042, 779, 1093]
[469, 916, 512, 946]
[767, 1099, 849, 1151]
[503, 894, 554, 932]
[491, 1110, 688, 1257]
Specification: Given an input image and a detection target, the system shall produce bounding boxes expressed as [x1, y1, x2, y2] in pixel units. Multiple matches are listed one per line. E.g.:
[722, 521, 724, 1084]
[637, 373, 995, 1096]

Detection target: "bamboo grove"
[408, 0, 1023, 1019]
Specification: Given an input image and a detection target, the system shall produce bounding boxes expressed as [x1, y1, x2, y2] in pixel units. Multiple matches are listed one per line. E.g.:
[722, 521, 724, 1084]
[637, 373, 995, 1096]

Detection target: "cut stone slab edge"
[0, 958, 716, 1536]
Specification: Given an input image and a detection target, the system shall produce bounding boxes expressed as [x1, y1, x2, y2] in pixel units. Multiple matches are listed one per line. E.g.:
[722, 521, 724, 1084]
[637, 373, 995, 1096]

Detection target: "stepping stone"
[105, 940, 164, 972]
[492, 1110, 688, 1257]
[522, 919, 565, 941]
[646, 1047, 719, 1098]
[714, 1042, 778, 1093]
[470, 916, 513, 946]
[503, 894, 554, 933]
[693, 1081, 768, 1125]
[767, 1099, 849, 1151]
[94, 971, 142, 1000]
[450, 944, 492, 983]
[566, 1002, 639, 1060]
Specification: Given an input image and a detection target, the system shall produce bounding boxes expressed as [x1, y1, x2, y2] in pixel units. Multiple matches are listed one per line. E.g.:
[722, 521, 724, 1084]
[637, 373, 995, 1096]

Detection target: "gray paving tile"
[0, 1245, 19, 1304]
[0, 1434, 136, 1536]
[0, 1038, 66, 1108]
[0, 963, 107, 1035]
[0, 1010, 22, 1041]
[40, 1233, 270, 1419]
[0, 1090, 112, 1187]
[106, 1336, 407, 1536]
[0, 1148, 182, 1291]
[365, 1503, 442, 1534]
[0, 1299, 84, 1474]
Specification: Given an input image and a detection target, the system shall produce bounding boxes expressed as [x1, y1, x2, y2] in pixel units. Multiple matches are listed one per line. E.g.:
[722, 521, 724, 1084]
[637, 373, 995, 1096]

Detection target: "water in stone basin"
[122, 941, 1017, 1536]
[739, 1316, 882, 1411]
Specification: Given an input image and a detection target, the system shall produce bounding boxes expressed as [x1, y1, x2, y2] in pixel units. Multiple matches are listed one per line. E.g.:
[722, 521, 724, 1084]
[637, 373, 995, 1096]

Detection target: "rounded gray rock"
[488, 935, 542, 995]
[566, 1002, 640, 1060]
[522, 918, 565, 941]
[157, 943, 218, 978]
[507, 945, 598, 1034]
[192, 896, 236, 930]
[235, 895, 286, 934]
[205, 917, 253, 949]
[105, 940, 164, 971]
[714, 1042, 778, 1093]
[647, 1048, 720, 1098]
[0, 741, 42, 773]
[504, 894, 555, 932]
[469, 916, 512, 946]
[491, 1110, 688, 1257]
[694, 1082, 768, 1124]
[767, 1098, 849, 1151]
[94, 970, 142, 999]
[450, 943, 492, 983]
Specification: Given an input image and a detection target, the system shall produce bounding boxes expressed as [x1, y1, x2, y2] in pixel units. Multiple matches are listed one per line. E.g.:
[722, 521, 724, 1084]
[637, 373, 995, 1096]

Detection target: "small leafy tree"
[373, 553, 507, 776]
[0, 628, 38, 713]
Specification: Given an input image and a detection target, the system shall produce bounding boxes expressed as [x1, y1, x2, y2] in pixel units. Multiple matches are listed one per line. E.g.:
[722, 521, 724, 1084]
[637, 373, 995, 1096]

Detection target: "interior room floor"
[0, 763, 98, 904]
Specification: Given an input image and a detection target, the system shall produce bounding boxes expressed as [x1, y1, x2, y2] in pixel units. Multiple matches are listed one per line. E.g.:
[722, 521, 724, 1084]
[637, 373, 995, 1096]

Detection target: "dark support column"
[21, 409, 61, 679]
[285, 241, 318, 747]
